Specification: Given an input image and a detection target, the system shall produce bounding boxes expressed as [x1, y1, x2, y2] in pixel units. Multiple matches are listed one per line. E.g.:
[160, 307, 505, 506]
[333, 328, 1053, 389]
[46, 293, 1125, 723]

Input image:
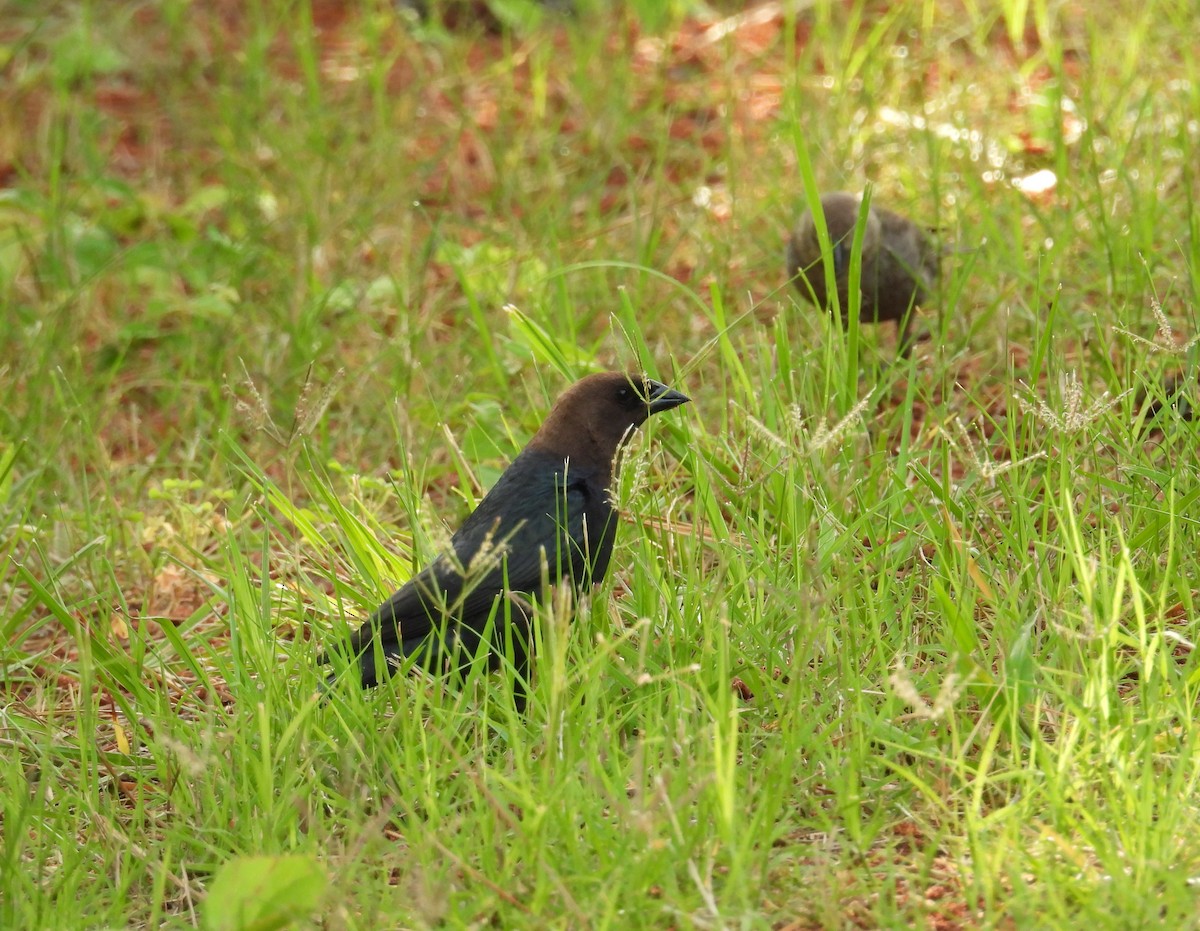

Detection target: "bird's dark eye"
[617, 387, 631, 402]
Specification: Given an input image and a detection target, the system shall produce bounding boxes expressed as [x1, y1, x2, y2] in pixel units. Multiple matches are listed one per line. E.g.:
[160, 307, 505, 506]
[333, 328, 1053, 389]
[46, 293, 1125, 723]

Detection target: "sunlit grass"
[2, 0, 1199, 927]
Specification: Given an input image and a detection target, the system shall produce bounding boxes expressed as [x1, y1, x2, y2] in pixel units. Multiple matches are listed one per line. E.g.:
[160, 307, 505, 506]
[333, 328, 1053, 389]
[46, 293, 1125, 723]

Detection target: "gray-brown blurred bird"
[321, 371, 690, 709]
[787, 191, 939, 356]
[1139, 372, 1197, 426]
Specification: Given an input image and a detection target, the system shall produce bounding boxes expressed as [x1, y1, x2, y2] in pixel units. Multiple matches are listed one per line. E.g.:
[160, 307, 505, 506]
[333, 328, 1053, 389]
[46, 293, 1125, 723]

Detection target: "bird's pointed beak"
[644, 379, 691, 414]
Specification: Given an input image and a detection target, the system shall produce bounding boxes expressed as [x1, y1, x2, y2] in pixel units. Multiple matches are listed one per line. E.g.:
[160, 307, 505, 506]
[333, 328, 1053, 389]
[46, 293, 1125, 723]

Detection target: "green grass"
[2, 0, 1200, 927]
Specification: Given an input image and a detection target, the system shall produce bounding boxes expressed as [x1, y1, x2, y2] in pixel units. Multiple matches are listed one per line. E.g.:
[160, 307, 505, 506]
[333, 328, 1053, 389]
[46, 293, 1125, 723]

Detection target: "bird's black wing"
[437, 452, 614, 618]
[354, 451, 611, 658]
[465, 476, 614, 608]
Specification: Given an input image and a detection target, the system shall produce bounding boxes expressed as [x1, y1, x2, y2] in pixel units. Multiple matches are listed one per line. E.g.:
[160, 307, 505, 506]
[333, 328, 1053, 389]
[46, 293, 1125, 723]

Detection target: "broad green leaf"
[204, 854, 326, 931]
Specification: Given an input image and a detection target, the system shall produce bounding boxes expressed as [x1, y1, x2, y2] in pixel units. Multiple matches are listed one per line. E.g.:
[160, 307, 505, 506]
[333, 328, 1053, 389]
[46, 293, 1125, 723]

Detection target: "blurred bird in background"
[787, 191, 939, 357]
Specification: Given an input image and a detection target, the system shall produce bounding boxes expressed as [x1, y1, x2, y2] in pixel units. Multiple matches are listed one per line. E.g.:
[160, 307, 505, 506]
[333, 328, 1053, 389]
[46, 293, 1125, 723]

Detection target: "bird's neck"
[526, 430, 617, 489]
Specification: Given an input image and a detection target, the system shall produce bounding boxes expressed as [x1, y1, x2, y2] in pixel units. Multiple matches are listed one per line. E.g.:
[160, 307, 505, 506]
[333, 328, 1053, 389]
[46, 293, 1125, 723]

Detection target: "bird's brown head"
[530, 371, 690, 471]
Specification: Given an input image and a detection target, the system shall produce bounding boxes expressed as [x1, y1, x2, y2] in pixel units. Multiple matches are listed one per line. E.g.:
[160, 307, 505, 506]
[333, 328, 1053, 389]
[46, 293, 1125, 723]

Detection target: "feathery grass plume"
[1115, 297, 1200, 355]
[465, 524, 506, 578]
[949, 417, 1047, 485]
[742, 409, 789, 453]
[1016, 371, 1131, 432]
[228, 360, 345, 447]
[791, 389, 875, 455]
[229, 358, 280, 441]
[292, 365, 346, 439]
[739, 390, 875, 459]
[890, 665, 966, 721]
[614, 421, 656, 508]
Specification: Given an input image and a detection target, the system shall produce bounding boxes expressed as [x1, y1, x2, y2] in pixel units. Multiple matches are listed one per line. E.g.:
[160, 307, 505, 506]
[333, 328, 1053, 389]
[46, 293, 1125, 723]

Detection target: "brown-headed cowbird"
[323, 372, 690, 707]
[787, 191, 939, 356]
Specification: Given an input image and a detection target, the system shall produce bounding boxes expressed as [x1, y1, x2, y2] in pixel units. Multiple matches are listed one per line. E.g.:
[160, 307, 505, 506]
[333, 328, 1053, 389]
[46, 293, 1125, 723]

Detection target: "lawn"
[2, 0, 1199, 928]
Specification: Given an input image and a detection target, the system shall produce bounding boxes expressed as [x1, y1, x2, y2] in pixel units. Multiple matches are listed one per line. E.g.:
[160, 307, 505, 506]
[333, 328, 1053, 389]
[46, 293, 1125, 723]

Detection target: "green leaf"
[504, 304, 589, 377]
[204, 854, 326, 931]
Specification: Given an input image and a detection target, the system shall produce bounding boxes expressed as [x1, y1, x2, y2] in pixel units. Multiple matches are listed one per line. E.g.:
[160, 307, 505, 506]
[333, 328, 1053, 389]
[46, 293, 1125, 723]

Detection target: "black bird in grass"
[1139, 372, 1197, 426]
[787, 191, 939, 356]
[322, 372, 690, 707]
